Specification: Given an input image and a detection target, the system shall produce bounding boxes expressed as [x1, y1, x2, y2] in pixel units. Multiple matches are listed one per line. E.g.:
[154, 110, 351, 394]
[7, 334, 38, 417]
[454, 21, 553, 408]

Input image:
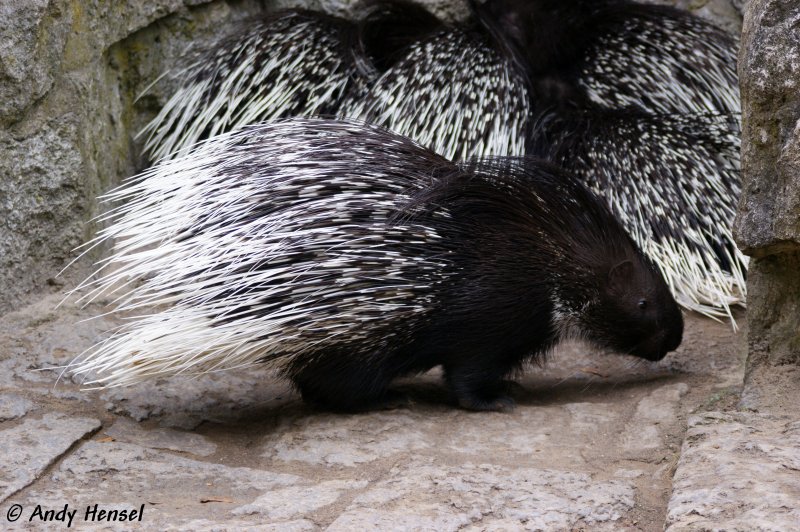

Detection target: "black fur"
[287, 156, 684, 412]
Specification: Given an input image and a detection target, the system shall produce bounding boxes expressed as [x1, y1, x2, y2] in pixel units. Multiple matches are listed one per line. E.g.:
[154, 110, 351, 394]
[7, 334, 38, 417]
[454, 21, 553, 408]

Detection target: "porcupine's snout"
[631, 314, 684, 361]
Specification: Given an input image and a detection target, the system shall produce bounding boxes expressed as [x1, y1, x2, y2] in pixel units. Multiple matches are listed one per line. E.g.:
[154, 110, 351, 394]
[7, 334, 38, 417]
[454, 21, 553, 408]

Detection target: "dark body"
[269, 132, 685, 411]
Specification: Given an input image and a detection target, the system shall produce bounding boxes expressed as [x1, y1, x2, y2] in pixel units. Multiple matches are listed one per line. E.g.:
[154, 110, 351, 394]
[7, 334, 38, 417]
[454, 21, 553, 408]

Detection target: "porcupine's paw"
[457, 392, 516, 412]
[446, 362, 519, 412]
[453, 380, 518, 412]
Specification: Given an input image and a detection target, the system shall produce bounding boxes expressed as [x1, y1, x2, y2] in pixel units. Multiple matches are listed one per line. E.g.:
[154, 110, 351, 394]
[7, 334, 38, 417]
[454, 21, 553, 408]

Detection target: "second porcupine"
[71, 118, 683, 411]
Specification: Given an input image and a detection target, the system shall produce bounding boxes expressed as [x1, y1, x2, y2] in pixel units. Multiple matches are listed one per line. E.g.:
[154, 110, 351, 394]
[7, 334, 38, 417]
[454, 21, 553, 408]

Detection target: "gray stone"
[734, 0, 800, 413]
[0, 0, 71, 125]
[96, 371, 296, 429]
[262, 412, 438, 466]
[637, 0, 744, 34]
[0, 293, 126, 389]
[735, 0, 800, 255]
[438, 404, 588, 460]
[0, 117, 86, 314]
[103, 417, 217, 456]
[620, 383, 688, 453]
[0, 0, 269, 313]
[167, 519, 318, 531]
[0, 393, 34, 421]
[21, 440, 302, 525]
[738, 252, 800, 412]
[329, 508, 471, 531]
[732, 0, 748, 14]
[0, 413, 100, 503]
[666, 412, 800, 531]
[332, 459, 636, 531]
[49, 440, 300, 491]
[232, 480, 368, 520]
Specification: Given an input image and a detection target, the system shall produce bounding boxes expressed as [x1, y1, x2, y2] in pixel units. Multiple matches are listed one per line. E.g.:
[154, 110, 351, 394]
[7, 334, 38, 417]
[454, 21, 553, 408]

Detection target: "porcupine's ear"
[608, 260, 635, 292]
[355, 0, 444, 74]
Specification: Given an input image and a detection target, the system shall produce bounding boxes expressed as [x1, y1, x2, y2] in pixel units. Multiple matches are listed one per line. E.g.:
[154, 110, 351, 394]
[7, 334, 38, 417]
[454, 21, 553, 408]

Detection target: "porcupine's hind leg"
[289, 350, 402, 412]
[443, 356, 521, 412]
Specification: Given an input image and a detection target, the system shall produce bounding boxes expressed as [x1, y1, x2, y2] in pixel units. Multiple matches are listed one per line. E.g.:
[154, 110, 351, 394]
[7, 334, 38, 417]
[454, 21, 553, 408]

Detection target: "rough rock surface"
[734, 0, 800, 413]
[0, 413, 100, 502]
[0, 292, 744, 529]
[0, 0, 269, 314]
[640, 0, 745, 34]
[666, 412, 800, 530]
[0, 394, 34, 422]
[736, 0, 800, 255]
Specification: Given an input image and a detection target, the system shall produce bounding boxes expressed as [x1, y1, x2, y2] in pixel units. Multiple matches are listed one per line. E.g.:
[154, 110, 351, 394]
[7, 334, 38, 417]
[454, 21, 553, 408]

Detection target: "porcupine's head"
[497, 159, 685, 362]
[581, 254, 684, 361]
[553, 212, 685, 362]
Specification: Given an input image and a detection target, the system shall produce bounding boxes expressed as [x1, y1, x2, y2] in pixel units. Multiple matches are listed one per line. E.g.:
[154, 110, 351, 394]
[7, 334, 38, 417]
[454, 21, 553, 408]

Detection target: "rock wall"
[735, 0, 800, 412]
[0, 0, 745, 313]
[0, 0, 272, 313]
[642, 0, 746, 33]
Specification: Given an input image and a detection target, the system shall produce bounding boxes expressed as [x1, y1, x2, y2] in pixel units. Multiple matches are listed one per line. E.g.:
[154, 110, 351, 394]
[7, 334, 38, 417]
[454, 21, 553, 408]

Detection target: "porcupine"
[70, 118, 683, 411]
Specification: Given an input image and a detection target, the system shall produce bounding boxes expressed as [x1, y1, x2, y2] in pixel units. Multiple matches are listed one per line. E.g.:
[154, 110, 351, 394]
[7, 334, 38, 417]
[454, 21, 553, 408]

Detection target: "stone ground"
[0, 288, 798, 530]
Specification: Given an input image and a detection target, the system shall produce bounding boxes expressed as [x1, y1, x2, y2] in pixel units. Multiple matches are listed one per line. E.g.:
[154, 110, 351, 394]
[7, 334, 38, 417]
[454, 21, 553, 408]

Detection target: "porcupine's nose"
[635, 322, 684, 361]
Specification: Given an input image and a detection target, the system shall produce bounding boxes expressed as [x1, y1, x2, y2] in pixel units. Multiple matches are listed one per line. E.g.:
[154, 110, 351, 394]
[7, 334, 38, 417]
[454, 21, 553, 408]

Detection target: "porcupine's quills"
[340, 0, 532, 160]
[69, 119, 682, 411]
[137, 9, 370, 161]
[530, 110, 744, 319]
[70, 119, 457, 389]
[136, 2, 533, 163]
[469, 0, 740, 116]
[472, 0, 745, 320]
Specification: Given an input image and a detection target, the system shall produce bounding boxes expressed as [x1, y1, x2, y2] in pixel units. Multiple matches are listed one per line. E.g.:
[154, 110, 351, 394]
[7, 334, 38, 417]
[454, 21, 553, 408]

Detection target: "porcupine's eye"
[638, 299, 648, 310]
